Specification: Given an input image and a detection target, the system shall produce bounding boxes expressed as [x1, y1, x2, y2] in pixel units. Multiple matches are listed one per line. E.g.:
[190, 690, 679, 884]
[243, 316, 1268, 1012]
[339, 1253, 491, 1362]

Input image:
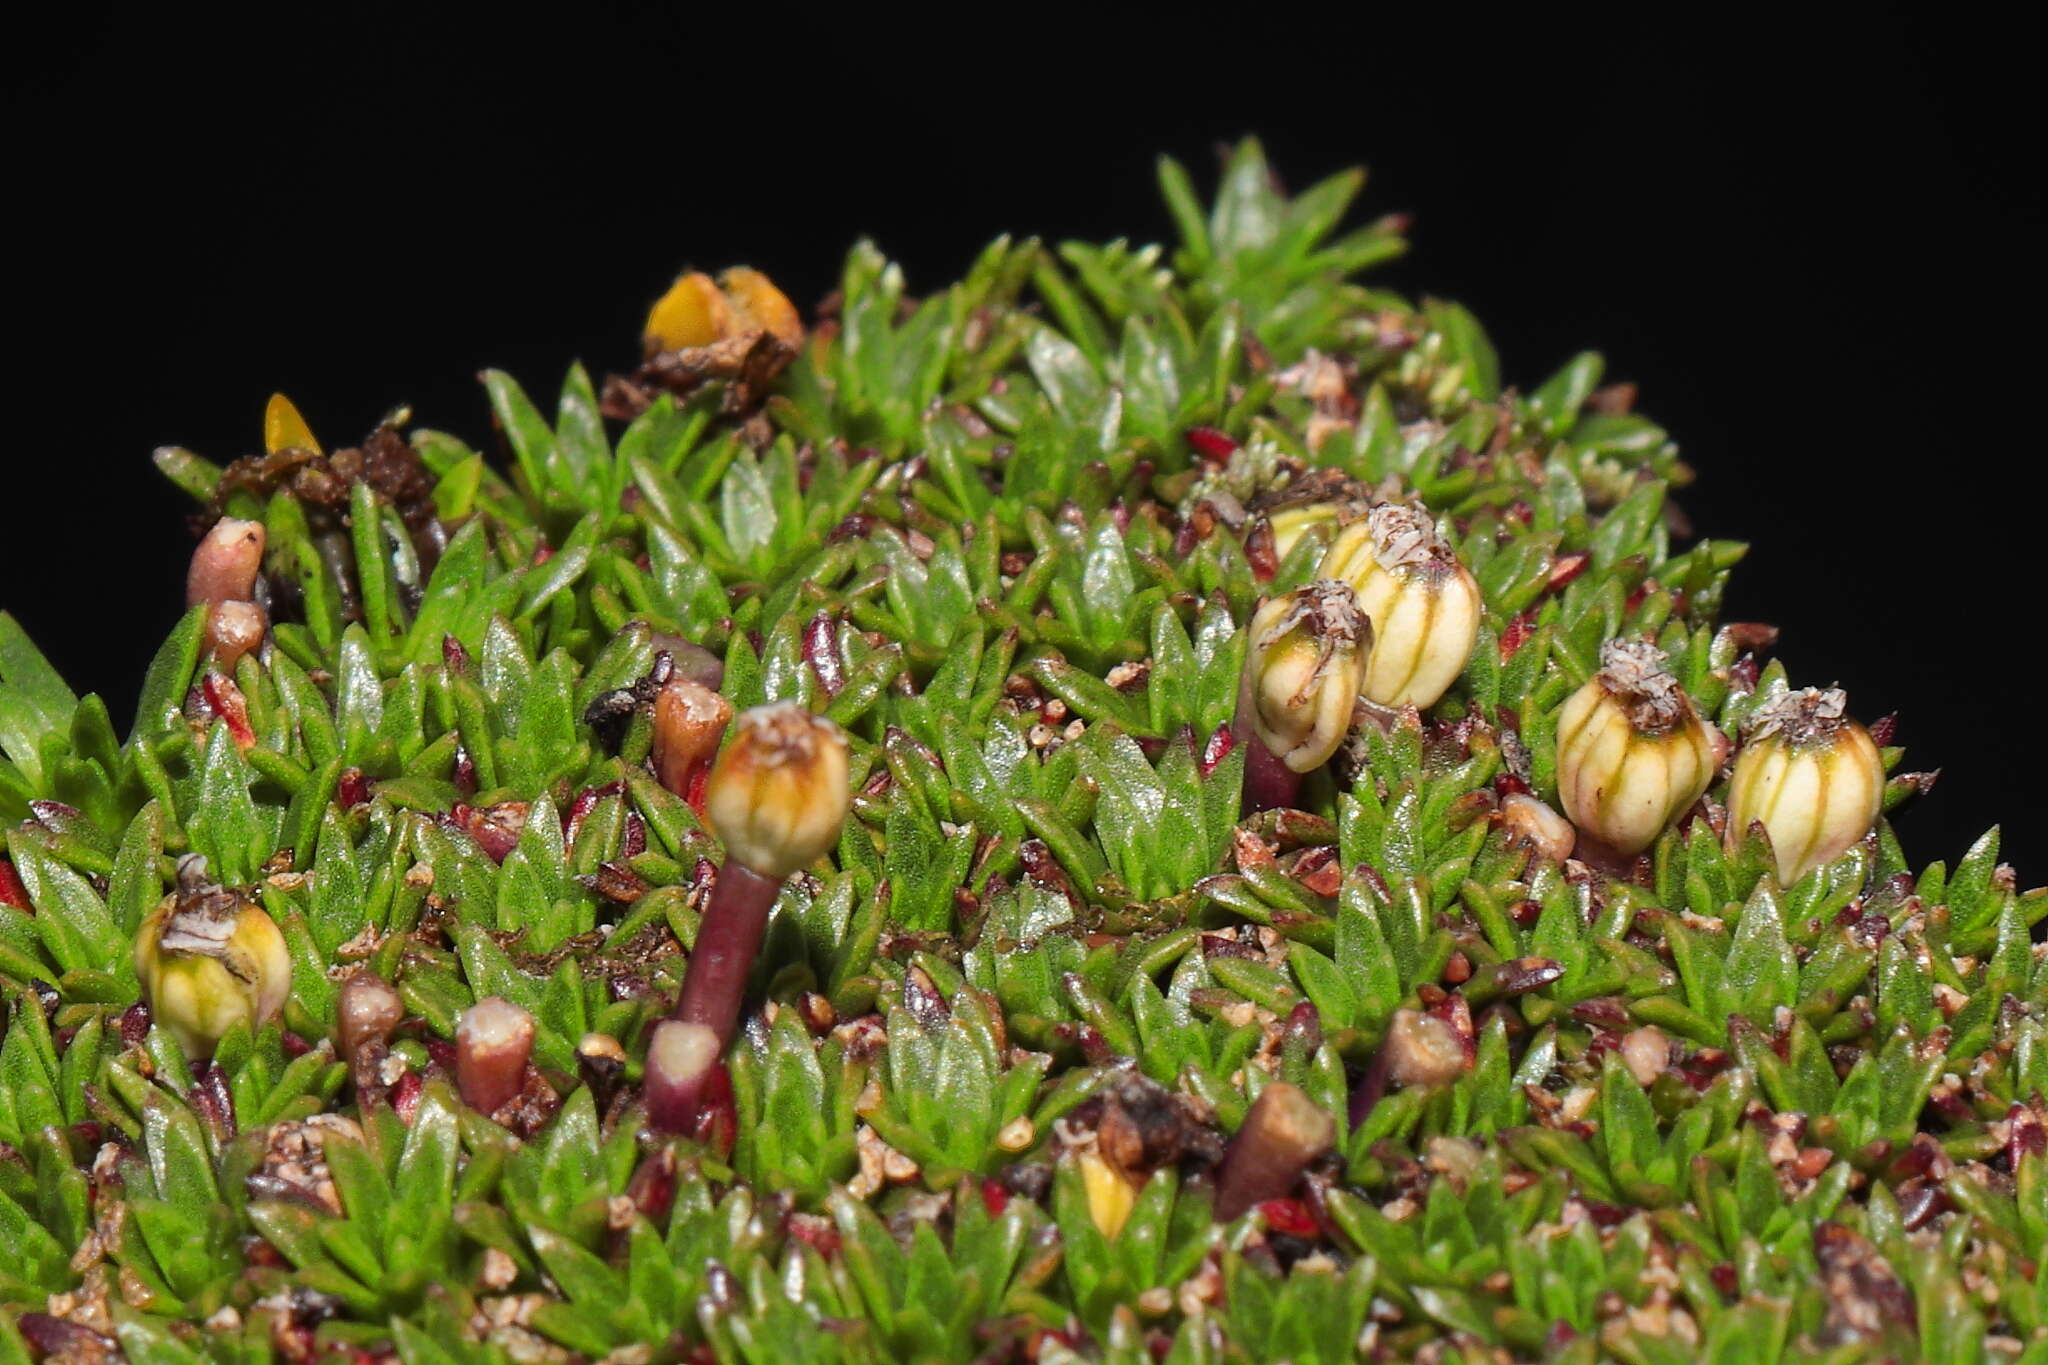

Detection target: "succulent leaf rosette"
[0, 140, 2032, 1361]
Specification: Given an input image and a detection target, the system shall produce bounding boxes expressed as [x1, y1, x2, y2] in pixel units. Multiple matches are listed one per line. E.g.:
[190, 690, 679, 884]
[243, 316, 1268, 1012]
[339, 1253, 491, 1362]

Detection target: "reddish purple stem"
[671, 860, 784, 1048]
[1213, 1081, 1335, 1221]
[1233, 676, 1303, 816]
[644, 1018, 735, 1149]
[1239, 727, 1302, 816]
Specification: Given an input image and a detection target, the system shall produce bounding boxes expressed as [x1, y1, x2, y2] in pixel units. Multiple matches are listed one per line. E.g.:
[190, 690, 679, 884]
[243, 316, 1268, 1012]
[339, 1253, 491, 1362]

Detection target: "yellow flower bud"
[1245, 580, 1371, 773]
[702, 703, 851, 878]
[263, 392, 322, 456]
[643, 266, 803, 357]
[135, 858, 291, 1059]
[1556, 640, 1718, 855]
[1726, 687, 1884, 884]
[644, 272, 731, 353]
[717, 267, 804, 349]
[1317, 503, 1481, 709]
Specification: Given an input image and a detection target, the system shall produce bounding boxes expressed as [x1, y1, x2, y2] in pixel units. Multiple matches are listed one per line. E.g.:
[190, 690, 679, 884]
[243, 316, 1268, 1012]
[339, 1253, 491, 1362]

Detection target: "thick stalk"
[455, 997, 535, 1116]
[1212, 1081, 1336, 1221]
[671, 861, 783, 1048]
[644, 1018, 735, 1148]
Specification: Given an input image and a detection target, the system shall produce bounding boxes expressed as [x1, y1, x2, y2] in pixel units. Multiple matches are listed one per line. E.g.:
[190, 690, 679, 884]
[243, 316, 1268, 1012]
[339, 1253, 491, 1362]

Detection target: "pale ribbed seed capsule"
[1245, 580, 1371, 773]
[1265, 497, 1371, 565]
[1726, 686, 1884, 884]
[1555, 639, 1718, 855]
[135, 856, 291, 1059]
[1317, 502, 1481, 709]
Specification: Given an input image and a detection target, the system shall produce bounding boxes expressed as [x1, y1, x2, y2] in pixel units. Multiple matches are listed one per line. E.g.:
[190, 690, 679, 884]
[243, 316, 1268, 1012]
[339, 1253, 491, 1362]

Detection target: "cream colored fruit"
[1727, 687, 1884, 884]
[1318, 503, 1480, 709]
[1555, 640, 1718, 855]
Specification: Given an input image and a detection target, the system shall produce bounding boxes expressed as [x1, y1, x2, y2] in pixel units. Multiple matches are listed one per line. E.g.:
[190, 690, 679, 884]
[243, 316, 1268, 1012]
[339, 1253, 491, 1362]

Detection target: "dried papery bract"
[1382, 1008, 1468, 1090]
[1238, 580, 1370, 813]
[456, 996, 536, 1117]
[1212, 1081, 1337, 1220]
[136, 855, 291, 1059]
[652, 677, 733, 807]
[1555, 639, 1719, 856]
[1498, 791, 1575, 864]
[1318, 502, 1481, 709]
[1727, 686, 1885, 884]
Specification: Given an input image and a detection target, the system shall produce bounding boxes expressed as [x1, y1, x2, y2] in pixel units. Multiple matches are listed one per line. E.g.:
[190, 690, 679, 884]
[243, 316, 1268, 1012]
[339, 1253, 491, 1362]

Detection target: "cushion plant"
[0, 138, 2034, 1364]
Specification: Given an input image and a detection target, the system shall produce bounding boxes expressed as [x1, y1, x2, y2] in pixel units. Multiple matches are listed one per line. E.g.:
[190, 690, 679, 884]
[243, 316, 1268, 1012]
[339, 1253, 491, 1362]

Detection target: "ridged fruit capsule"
[1555, 639, 1718, 855]
[1726, 686, 1884, 884]
[1317, 502, 1481, 709]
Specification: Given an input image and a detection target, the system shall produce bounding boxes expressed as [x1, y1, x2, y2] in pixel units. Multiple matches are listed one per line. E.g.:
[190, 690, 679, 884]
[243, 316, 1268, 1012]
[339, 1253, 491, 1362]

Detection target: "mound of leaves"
[2, 140, 2035, 1364]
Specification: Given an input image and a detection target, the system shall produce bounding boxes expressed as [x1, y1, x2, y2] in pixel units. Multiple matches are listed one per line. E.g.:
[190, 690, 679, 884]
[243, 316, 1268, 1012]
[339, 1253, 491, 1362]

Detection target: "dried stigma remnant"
[1556, 638, 1719, 855]
[1318, 501, 1481, 709]
[1728, 686, 1885, 883]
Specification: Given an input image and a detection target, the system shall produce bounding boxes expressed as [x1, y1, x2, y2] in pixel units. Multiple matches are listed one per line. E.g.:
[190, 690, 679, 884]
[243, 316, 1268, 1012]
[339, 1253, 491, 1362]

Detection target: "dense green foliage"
[2, 140, 2036, 1363]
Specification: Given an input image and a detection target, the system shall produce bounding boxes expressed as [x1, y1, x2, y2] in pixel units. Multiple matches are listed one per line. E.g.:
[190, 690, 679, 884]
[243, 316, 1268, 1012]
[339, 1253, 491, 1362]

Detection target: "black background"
[6, 10, 2042, 875]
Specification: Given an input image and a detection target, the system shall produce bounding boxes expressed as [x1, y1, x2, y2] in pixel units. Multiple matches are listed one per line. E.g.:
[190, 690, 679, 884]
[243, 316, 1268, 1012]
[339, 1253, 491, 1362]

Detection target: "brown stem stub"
[187, 516, 267, 607]
[337, 971, 405, 1100]
[644, 1018, 729, 1144]
[652, 678, 733, 801]
[1211, 1081, 1336, 1221]
[455, 996, 536, 1117]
